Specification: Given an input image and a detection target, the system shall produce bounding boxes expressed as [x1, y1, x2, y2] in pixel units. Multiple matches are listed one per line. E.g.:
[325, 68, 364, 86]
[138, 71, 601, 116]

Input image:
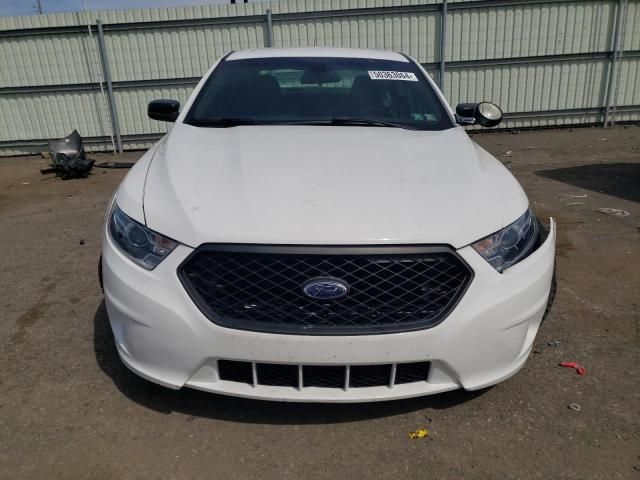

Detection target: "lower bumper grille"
[179, 244, 473, 335]
[218, 360, 431, 389]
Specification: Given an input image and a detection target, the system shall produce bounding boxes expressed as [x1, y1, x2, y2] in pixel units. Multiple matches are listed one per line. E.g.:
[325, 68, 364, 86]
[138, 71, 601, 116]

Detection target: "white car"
[101, 48, 556, 402]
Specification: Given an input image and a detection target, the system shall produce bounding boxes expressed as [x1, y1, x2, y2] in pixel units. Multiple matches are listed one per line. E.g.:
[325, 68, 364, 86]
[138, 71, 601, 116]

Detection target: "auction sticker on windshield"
[368, 71, 418, 81]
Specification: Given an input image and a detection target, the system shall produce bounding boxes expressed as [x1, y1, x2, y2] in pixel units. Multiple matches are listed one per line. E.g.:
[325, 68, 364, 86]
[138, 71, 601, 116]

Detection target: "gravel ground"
[0, 125, 638, 479]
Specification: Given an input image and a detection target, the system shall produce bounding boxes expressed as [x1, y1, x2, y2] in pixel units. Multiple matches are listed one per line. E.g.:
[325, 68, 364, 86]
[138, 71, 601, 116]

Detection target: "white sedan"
[101, 48, 556, 402]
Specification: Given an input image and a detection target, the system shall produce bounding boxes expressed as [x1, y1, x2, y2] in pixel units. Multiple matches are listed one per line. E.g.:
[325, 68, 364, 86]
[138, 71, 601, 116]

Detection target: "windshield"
[185, 57, 454, 131]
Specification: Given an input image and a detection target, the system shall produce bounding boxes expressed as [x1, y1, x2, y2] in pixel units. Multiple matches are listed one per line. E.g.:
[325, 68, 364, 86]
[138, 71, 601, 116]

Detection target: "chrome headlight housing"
[109, 204, 178, 270]
[472, 209, 539, 273]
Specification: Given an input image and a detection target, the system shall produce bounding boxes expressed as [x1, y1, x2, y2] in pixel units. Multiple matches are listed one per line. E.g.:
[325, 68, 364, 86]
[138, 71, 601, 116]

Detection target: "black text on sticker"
[368, 71, 418, 81]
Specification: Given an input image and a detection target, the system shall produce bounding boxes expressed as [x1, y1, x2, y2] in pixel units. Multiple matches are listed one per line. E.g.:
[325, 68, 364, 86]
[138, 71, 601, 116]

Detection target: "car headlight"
[471, 209, 539, 273]
[109, 204, 178, 270]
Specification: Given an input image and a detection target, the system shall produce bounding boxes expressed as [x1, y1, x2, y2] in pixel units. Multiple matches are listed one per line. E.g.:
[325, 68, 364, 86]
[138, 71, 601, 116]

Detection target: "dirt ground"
[0, 126, 638, 479]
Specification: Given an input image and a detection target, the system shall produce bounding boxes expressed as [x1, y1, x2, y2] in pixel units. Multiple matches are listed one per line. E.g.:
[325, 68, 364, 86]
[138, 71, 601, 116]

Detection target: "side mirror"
[455, 102, 503, 128]
[148, 99, 180, 122]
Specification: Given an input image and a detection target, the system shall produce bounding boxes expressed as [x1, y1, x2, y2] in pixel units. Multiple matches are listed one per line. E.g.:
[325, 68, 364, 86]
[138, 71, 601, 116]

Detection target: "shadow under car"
[535, 162, 640, 203]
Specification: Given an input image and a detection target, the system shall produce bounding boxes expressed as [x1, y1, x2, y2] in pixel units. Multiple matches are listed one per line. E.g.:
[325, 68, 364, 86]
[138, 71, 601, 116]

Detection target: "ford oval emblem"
[302, 277, 349, 300]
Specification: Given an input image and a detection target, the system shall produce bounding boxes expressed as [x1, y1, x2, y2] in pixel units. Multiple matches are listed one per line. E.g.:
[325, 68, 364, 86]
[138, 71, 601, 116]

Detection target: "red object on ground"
[559, 361, 586, 376]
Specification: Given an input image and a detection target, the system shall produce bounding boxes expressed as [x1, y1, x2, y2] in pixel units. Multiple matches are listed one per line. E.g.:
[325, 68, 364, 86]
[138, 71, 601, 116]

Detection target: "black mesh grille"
[303, 366, 345, 388]
[350, 364, 392, 388]
[217, 360, 431, 389]
[395, 362, 431, 384]
[218, 360, 252, 384]
[256, 363, 298, 387]
[179, 245, 472, 335]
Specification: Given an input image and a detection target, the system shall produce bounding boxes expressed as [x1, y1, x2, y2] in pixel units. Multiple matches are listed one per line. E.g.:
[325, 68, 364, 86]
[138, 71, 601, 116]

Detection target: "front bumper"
[102, 219, 556, 403]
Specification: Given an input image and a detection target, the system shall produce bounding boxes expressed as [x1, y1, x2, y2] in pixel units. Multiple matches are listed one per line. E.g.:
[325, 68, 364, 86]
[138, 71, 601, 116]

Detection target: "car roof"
[226, 47, 409, 62]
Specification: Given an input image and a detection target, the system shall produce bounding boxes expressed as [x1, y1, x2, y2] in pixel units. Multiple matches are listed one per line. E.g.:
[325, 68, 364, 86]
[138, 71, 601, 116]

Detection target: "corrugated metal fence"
[0, 0, 638, 156]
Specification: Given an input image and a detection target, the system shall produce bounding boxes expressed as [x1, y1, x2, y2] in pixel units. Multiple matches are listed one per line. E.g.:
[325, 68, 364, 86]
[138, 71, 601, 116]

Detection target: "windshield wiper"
[283, 118, 418, 130]
[187, 117, 419, 130]
[326, 118, 417, 129]
[188, 118, 317, 128]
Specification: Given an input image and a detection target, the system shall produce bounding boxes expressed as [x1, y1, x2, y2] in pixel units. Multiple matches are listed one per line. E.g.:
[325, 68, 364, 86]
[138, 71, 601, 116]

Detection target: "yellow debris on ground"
[408, 428, 429, 439]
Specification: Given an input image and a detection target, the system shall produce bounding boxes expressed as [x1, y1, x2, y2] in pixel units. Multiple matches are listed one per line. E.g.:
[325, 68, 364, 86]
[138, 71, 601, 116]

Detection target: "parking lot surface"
[0, 126, 638, 479]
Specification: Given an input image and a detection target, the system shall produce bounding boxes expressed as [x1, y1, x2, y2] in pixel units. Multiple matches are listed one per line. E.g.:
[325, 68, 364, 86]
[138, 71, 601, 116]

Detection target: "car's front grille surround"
[179, 244, 473, 335]
[217, 360, 431, 389]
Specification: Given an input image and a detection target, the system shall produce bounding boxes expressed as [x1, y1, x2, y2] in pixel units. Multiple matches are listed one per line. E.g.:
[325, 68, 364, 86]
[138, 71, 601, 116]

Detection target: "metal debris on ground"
[596, 208, 630, 217]
[95, 161, 135, 169]
[503, 150, 513, 157]
[569, 403, 582, 412]
[559, 361, 586, 376]
[548, 340, 560, 347]
[408, 428, 429, 440]
[41, 130, 94, 179]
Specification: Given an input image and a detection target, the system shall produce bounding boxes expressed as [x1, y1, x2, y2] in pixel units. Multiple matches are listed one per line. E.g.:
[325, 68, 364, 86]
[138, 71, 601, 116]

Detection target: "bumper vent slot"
[256, 363, 298, 387]
[179, 245, 473, 335]
[218, 360, 253, 385]
[217, 360, 430, 390]
[303, 365, 345, 388]
[395, 361, 431, 384]
[349, 364, 392, 388]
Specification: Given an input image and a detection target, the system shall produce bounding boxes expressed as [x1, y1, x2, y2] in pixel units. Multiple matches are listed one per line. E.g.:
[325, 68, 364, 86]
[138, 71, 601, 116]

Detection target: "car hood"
[141, 123, 528, 249]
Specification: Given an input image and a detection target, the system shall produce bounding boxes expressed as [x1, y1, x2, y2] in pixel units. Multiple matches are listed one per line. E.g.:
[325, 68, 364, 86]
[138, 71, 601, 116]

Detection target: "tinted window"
[185, 57, 453, 131]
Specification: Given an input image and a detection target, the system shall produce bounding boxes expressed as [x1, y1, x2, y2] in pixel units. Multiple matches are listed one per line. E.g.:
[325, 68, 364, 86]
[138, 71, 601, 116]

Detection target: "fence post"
[603, 0, 623, 128]
[438, 0, 447, 92]
[611, 0, 628, 126]
[266, 9, 273, 47]
[96, 20, 123, 153]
